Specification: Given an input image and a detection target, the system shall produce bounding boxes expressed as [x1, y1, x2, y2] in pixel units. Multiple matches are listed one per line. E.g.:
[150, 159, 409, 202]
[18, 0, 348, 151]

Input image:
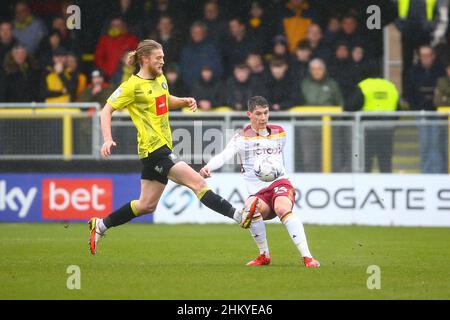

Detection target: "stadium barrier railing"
[0, 103, 449, 173]
[0, 103, 101, 160]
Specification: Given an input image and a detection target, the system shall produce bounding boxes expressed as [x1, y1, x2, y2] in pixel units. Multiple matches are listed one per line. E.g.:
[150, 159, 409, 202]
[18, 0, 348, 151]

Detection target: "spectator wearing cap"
[0, 21, 18, 68]
[191, 65, 222, 111]
[12, 1, 48, 55]
[180, 21, 223, 90]
[265, 58, 297, 111]
[222, 18, 259, 75]
[0, 44, 40, 102]
[164, 63, 188, 97]
[79, 69, 113, 105]
[40, 47, 76, 103]
[94, 17, 139, 79]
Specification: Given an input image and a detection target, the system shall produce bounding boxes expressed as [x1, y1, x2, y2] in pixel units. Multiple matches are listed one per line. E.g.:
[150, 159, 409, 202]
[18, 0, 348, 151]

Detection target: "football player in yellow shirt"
[88, 40, 258, 254]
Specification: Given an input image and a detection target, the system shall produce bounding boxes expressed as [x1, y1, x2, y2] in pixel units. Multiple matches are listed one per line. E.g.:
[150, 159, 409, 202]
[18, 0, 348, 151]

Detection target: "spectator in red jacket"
[94, 17, 139, 79]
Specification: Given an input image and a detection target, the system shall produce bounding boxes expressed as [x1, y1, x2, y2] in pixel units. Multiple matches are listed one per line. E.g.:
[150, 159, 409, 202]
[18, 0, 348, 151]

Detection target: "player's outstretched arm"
[199, 134, 239, 178]
[100, 103, 117, 158]
[168, 95, 197, 112]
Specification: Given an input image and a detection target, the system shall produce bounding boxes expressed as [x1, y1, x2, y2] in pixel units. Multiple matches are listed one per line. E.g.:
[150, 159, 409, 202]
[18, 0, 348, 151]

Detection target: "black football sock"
[198, 190, 236, 219]
[103, 202, 136, 228]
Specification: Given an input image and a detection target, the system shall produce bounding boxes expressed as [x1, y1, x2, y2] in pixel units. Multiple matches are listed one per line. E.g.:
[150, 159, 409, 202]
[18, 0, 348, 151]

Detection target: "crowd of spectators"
[0, 0, 448, 174]
[0, 0, 448, 113]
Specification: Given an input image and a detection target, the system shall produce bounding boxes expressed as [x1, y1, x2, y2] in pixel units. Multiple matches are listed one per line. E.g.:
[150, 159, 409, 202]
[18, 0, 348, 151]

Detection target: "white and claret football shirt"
[107, 74, 172, 158]
[206, 124, 288, 194]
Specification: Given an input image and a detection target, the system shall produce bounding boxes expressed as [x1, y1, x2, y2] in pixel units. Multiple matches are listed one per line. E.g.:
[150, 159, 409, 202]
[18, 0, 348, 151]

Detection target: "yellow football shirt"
[107, 74, 172, 158]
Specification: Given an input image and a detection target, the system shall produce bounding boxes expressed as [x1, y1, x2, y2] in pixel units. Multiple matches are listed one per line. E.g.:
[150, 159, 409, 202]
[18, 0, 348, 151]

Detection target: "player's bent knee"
[191, 176, 207, 194]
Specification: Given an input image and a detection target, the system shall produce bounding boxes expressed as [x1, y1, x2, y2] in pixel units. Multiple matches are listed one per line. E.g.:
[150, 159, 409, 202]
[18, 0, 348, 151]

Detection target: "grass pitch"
[0, 223, 449, 299]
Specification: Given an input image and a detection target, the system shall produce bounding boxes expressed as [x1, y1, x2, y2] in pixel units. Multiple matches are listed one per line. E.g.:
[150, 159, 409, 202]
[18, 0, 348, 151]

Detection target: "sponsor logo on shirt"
[110, 88, 122, 102]
[155, 95, 168, 115]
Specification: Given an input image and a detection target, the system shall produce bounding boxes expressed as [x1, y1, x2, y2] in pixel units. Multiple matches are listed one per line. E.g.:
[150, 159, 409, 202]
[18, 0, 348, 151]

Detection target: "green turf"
[0, 223, 449, 299]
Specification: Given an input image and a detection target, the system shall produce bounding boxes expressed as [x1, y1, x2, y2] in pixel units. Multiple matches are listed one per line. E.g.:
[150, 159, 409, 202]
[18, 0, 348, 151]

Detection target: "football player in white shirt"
[200, 96, 320, 267]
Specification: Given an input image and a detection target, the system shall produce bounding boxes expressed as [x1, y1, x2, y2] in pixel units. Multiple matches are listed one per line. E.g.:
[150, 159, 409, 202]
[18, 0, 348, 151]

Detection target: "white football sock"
[282, 214, 312, 258]
[233, 209, 242, 223]
[249, 214, 269, 256]
[97, 218, 107, 233]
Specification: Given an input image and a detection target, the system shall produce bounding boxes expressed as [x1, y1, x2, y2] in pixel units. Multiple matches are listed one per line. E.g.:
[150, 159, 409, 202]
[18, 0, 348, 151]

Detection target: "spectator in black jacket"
[328, 42, 353, 106]
[270, 34, 290, 61]
[265, 58, 297, 111]
[222, 18, 259, 75]
[333, 14, 367, 54]
[191, 65, 222, 111]
[36, 29, 64, 69]
[289, 40, 312, 85]
[395, 0, 448, 97]
[202, 0, 228, 46]
[1, 44, 40, 102]
[164, 63, 188, 98]
[406, 45, 446, 173]
[246, 52, 269, 83]
[224, 63, 262, 111]
[247, 1, 273, 54]
[306, 23, 331, 63]
[148, 15, 182, 67]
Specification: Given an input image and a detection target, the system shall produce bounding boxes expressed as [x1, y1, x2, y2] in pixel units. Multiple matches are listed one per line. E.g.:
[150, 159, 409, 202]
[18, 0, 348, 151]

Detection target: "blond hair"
[126, 39, 163, 67]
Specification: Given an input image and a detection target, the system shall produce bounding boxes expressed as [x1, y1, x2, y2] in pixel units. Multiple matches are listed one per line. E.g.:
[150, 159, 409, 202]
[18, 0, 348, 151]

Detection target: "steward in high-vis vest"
[358, 78, 399, 112]
[349, 78, 400, 173]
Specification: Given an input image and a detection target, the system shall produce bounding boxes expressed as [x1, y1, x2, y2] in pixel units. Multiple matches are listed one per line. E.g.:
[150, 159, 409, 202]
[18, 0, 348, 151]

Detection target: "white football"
[253, 155, 283, 182]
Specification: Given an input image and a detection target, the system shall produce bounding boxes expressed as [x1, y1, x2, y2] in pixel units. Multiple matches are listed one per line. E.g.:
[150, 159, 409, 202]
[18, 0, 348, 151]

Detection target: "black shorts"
[140, 145, 178, 184]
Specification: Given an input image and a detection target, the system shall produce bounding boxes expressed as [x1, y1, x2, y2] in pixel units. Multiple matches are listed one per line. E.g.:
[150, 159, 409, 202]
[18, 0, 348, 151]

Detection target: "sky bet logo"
[0, 180, 37, 218]
[0, 179, 112, 220]
[42, 179, 112, 220]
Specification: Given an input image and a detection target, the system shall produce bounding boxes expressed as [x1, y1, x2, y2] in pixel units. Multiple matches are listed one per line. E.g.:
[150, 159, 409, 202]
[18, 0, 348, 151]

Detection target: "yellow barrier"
[181, 106, 234, 113]
[0, 108, 81, 160]
[437, 106, 450, 173]
[289, 106, 343, 173]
